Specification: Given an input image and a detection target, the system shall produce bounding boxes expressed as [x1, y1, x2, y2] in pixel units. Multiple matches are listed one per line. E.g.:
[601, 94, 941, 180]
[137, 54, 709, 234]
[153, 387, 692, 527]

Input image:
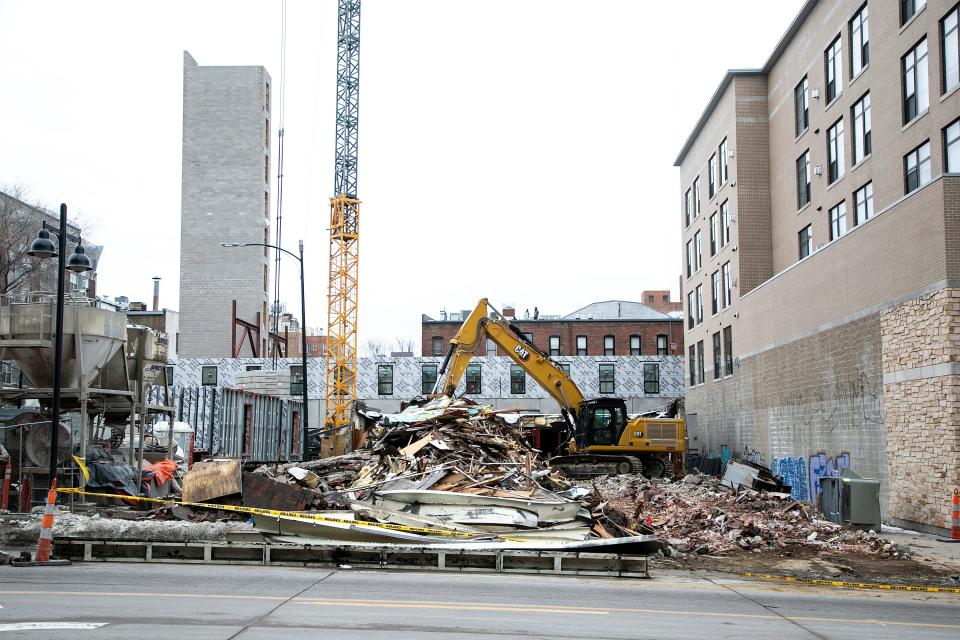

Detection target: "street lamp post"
[221, 241, 308, 448]
[28, 203, 93, 485]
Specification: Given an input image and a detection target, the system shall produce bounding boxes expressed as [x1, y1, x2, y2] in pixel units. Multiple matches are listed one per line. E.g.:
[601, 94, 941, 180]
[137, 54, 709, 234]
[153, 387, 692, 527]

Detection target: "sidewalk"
[882, 525, 960, 574]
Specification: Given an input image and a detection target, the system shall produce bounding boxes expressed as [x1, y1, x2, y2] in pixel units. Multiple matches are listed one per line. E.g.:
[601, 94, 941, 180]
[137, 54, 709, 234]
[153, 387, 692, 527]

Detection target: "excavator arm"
[436, 299, 585, 418]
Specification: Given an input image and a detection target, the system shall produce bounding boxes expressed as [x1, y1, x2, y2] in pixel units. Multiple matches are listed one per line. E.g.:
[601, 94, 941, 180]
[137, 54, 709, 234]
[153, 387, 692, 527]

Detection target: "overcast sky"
[0, 0, 804, 352]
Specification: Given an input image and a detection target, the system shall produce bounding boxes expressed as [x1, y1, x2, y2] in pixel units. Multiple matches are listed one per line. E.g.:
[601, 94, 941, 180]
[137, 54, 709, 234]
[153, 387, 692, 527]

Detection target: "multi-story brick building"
[178, 51, 272, 358]
[676, 0, 959, 532]
[421, 298, 684, 359]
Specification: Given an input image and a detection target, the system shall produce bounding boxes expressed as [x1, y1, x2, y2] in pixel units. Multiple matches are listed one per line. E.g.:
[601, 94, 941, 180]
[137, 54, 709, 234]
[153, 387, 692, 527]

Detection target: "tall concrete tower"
[178, 51, 271, 358]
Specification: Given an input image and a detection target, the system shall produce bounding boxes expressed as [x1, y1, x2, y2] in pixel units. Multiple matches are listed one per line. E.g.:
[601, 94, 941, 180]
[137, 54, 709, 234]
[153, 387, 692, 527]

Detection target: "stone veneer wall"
[882, 288, 960, 531]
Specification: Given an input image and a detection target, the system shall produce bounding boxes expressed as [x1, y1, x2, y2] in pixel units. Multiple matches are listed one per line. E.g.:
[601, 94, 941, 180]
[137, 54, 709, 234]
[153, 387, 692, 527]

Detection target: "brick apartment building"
[421, 294, 684, 359]
[676, 0, 959, 532]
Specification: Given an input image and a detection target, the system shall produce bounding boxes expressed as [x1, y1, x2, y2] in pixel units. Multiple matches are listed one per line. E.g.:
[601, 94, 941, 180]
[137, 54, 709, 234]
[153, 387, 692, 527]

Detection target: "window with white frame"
[944, 6, 959, 94]
[829, 201, 847, 241]
[825, 35, 842, 102]
[684, 188, 692, 227]
[657, 334, 668, 355]
[694, 231, 702, 271]
[852, 93, 871, 165]
[687, 292, 694, 329]
[720, 200, 730, 246]
[486, 338, 497, 356]
[695, 285, 703, 325]
[854, 182, 874, 225]
[629, 335, 641, 355]
[604, 335, 615, 356]
[903, 38, 929, 123]
[850, 4, 869, 77]
[946, 119, 960, 173]
[686, 240, 693, 277]
[799, 224, 813, 259]
[719, 138, 728, 184]
[904, 141, 931, 193]
[722, 262, 732, 308]
[696, 340, 705, 385]
[711, 270, 720, 315]
[576, 335, 587, 355]
[709, 213, 718, 256]
[797, 151, 811, 208]
[795, 76, 809, 136]
[827, 118, 845, 183]
[708, 153, 717, 198]
[548, 335, 560, 356]
[693, 177, 701, 217]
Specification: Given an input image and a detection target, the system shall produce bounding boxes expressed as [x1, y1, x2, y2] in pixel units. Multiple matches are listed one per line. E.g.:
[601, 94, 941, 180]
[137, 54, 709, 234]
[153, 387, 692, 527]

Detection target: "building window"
[688, 345, 696, 386]
[902, 0, 926, 25]
[851, 93, 871, 165]
[431, 336, 444, 356]
[829, 201, 847, 241]
[686, 292, 694, 329]
[708, 153, 717, 198]
[693, 177, 701, 218]
[684, 188, 692, 227]
[854, 182, 874, 225]
[695, 284, 703, 325]
[720, 200, 730, 246]
[850, 4, 869, 77]
[709, 212, 718, 256]
[576, 335, 587, 356]
[794, 76, 809, 136]
[796, 151, 811, 208]
[694, 231, 702, 271]
[945, 6, 959, 94]
[719, 138, 728, 185]
[599, 363, 615, 394]
[827, 118, 845, 183]
[722, 262, 732, 308]
[825, 35, 842, 102]
[201, 366, 218, 386]
[711, 270, 720, 315]
[723, 326, 733, 376]
[421, 364, 438, 395]
[798, 224, 813, 259]
[558, 363, 571, 376]
[946, 119, 960, 173]
[685, 240, 693, 277]
[643, 363, 660, 394]
[696, 340, 705, 385]
[604, 335, 615, 356]
[165, 366, 174, 386]
[903, 38, 929, 124]
[630, 335, 641, 355]
[465, 363, 482, 394]
[265, 154, 270, 183]
[486, 339, 497, 356]
[904, 141, 931, 193]
[510, 365, 526, 394]
[290, 365, 304, 395]
[377, 364, 393, 395]
[712, 331, 722, 380]
[265, 118, 270, 147]
[549, 335, 560, 356]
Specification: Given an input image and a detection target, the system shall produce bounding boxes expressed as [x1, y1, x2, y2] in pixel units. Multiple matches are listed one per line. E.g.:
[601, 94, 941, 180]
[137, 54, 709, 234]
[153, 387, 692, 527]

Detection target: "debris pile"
[590, 471, 908, 559]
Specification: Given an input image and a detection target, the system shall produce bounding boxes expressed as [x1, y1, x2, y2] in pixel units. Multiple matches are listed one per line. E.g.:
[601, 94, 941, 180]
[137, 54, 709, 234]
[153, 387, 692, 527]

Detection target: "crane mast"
[324, 0, 361, 431]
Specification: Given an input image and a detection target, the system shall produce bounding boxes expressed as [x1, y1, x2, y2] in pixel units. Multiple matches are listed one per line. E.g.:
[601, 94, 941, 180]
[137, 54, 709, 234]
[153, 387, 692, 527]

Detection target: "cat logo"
[514, 345, 530, 361]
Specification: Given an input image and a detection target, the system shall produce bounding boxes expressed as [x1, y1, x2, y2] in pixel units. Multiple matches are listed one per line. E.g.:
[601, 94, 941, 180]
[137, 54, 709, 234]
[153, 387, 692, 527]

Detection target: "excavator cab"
[575, 399, 629, 448]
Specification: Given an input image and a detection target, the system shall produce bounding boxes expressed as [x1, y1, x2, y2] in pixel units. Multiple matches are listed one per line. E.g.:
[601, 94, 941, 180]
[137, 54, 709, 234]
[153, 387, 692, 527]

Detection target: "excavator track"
[549, 455, 644, 478]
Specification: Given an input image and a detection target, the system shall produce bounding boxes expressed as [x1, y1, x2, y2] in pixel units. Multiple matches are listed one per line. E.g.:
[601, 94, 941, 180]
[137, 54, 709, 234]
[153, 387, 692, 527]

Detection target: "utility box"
[819, 469, 881, 531]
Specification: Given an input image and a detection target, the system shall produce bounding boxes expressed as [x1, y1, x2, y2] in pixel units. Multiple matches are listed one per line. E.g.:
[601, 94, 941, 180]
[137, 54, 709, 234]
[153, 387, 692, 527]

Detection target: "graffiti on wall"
[771, 452, 851, 502]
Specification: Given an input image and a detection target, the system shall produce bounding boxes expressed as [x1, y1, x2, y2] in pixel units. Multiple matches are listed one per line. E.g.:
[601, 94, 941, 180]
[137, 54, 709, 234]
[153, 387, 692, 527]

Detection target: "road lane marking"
[0, 622, 108, 631]
[293, 600, 608, 615]
[0, 590, 958, 630]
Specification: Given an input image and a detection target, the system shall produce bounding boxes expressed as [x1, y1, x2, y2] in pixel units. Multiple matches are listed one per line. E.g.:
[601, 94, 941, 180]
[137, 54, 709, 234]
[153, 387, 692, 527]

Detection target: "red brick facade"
[422, 318, 684, 357]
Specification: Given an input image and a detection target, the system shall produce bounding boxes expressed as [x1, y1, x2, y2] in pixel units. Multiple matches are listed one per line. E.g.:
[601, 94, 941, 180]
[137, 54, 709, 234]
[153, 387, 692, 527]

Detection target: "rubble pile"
[590, 471, 908, 559]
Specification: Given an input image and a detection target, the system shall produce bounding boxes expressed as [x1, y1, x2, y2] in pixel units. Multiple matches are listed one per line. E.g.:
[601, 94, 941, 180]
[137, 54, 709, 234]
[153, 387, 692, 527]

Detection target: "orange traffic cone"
[939, 488, 960, 543]
[0, 456, 11, 511]
[11, 478, 71, 567]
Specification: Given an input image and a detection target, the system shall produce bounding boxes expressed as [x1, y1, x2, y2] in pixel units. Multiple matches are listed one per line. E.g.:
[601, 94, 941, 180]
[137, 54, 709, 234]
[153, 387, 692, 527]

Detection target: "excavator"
[435, 298, 685, 478]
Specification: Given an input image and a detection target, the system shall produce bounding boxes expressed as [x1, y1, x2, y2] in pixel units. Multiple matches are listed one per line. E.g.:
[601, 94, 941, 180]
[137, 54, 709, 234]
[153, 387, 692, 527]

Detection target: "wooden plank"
[182, 459, 242, 502]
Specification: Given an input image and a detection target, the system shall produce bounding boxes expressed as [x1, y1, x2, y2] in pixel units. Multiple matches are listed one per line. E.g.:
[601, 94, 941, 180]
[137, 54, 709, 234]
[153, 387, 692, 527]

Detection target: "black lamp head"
[28, 229, 57, 259]
[66, 243, 93, 273]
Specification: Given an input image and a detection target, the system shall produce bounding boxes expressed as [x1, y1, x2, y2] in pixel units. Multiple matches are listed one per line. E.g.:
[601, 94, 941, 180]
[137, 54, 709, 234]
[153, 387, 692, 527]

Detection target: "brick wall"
[882, 288, 960, 530]
[422, 319, 684, 358]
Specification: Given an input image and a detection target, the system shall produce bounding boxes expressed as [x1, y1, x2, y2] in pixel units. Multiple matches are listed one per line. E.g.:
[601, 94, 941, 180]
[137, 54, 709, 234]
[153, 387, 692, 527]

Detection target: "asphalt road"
[0, 564, 957, 639]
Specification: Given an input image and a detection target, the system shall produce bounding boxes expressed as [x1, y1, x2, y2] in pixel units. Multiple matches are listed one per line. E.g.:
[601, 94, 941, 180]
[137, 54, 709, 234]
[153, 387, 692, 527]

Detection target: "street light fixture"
[28, 203, 93, 486]
[220, 240, 309, 448]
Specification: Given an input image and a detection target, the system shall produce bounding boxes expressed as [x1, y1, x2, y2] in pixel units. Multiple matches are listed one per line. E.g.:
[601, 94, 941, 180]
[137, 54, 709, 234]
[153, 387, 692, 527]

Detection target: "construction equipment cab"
[435, 298, 685, 477]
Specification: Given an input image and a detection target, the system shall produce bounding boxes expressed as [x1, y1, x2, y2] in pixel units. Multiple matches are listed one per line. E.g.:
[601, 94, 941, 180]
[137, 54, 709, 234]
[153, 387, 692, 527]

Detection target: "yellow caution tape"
[741, 572, 960, 594]
[55, 487, 527, 542]
[71, 456, 89, 485]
